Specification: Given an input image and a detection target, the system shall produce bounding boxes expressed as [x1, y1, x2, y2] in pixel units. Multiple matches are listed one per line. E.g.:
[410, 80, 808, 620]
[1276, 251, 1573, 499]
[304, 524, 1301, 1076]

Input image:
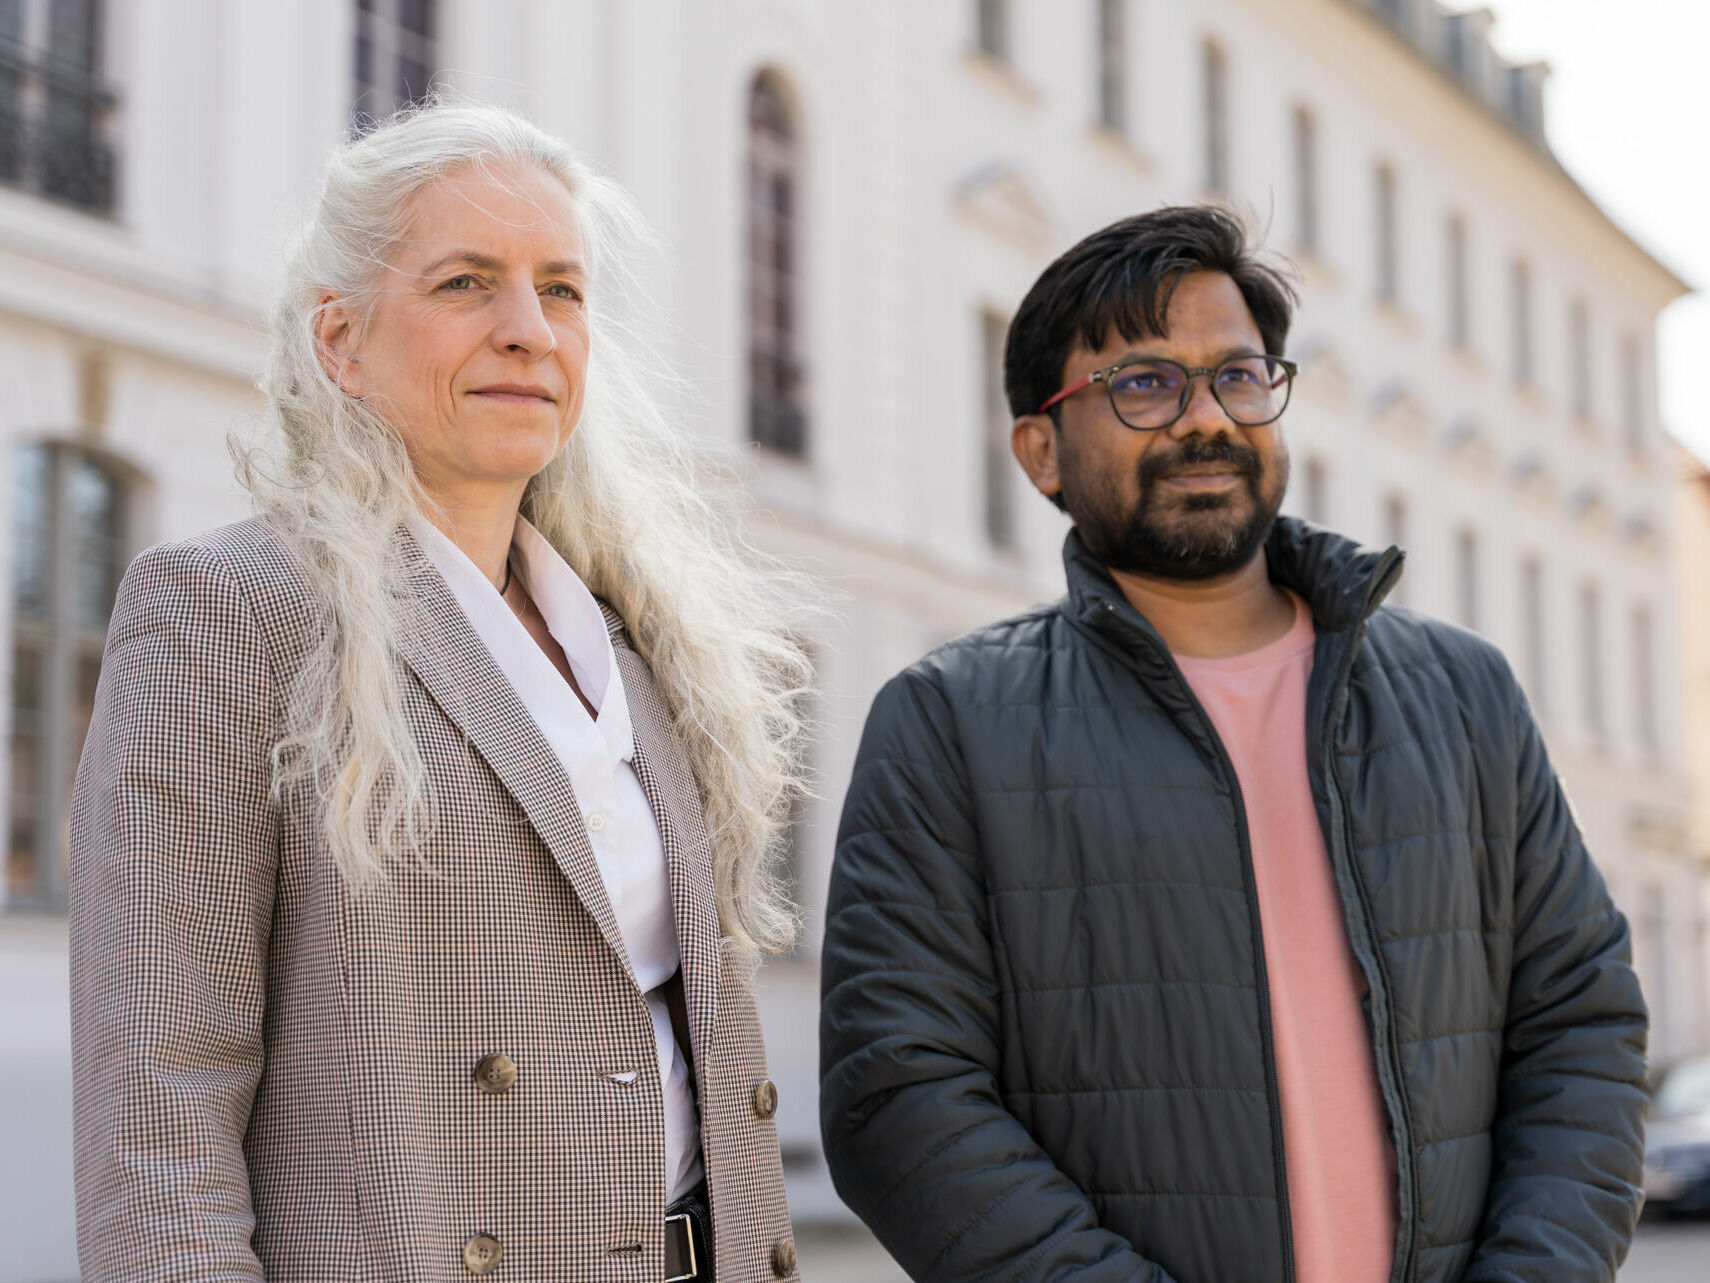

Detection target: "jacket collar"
[1063, 515, 1404, 640]
[600, 604, 723, 1049]
[390, 525, 720, 1033]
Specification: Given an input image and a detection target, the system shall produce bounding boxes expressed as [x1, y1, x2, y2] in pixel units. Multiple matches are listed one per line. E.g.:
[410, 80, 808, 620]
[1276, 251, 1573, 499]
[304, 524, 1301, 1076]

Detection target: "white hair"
[240, 100, 813, 956]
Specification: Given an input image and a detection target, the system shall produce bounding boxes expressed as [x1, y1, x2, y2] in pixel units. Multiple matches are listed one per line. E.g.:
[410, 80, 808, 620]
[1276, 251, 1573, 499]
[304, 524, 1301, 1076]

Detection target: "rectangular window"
[1293, 105, 1318, 254]
[1375, 163, 1398, 305]
[1580, 580, 1605, 740]
[8, 441, 130, 909]
[1446, 214, 1470, 349]
[1638, 884, 1667, 1037]
[1569, 297, 1592, 422]
[1095, 0, 1127, 134]
[1302, 456, 1327, 525]
[1511, 257, 1534, 388]
[781, 650, 820, 954]
[982, 311, 1015, 548]
[354, 0, 438, 123]
[747, 73, 807, 457]
[976, 0, 1009, 62]
[1203, 41, 1227, 194]
[1455, 527, 1479, 631]
[0, 0, 117, 213]
[1633, 603, 1658, 759]
[1383, 492, 1408, 606]
[1520, 556, 1546, 710]
[1621, 333, 1646, 454]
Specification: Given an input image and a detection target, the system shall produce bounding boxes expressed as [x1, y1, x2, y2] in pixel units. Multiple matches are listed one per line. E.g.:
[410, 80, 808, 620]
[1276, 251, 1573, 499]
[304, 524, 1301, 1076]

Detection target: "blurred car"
[1643, 1054, 1710, 1217]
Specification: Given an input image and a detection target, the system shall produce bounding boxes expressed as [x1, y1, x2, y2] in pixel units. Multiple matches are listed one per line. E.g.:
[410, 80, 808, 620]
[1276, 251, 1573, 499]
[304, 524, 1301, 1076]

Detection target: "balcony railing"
[0, 37, 117, 215]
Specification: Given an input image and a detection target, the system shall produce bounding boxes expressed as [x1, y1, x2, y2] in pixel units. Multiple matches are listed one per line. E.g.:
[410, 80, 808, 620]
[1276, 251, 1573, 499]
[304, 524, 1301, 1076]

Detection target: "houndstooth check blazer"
[68, 518, 800, 1282]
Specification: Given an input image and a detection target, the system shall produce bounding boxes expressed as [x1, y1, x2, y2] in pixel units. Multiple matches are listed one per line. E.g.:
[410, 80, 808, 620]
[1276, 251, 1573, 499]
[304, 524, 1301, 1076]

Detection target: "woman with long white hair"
[68, 101, 811, 1283]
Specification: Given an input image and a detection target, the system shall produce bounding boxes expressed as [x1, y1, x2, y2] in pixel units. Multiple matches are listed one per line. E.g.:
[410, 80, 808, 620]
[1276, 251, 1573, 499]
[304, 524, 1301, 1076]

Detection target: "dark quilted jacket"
[820, 519, 1647, 1283]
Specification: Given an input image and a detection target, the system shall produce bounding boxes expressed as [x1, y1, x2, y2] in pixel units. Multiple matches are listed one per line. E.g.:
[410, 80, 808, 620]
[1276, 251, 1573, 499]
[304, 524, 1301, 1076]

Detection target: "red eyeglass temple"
[1037, 372, 1096, 416]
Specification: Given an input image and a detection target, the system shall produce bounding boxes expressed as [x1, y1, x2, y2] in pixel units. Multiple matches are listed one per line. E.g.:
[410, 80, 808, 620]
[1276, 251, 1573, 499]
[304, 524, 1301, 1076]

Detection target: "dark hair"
[1004, 205, 1299, 423]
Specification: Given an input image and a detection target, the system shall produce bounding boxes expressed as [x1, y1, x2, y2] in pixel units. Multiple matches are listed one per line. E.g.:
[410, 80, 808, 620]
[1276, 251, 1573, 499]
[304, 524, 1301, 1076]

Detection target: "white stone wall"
[0, 1, 1702, 1273]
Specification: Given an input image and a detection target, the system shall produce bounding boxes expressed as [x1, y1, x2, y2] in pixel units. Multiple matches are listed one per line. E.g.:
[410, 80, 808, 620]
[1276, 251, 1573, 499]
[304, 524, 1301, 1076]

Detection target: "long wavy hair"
[241, 101, 813, 956]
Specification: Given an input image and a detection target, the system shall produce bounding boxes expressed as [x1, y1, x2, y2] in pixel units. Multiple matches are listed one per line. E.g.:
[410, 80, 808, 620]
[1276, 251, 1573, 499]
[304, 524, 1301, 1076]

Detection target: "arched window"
[746, 70, 807, 456]
[7, 440, 133, 908]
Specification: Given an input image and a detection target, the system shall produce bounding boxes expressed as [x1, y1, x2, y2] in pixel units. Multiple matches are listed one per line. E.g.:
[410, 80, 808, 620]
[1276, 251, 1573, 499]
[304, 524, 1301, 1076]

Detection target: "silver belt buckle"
[664, 1210, 697, 1283]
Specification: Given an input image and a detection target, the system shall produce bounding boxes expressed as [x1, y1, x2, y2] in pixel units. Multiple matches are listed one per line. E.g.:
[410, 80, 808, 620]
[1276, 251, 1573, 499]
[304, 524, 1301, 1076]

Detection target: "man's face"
[1021, 271, 1289, 581]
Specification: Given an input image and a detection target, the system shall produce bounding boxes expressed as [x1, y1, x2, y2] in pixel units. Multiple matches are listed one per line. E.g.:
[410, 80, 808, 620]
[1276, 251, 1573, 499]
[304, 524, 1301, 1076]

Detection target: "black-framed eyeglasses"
[1038, 354, 1299, 430]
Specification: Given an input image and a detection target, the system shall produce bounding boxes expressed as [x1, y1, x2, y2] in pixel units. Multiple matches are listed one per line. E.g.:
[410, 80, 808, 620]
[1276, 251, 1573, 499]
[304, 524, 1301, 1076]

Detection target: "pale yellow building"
[1674, 443, 1710, 1009]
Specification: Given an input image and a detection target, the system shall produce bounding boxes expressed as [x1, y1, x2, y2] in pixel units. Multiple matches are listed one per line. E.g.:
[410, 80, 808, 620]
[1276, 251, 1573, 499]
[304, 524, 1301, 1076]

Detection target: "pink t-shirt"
[1176, 592, 1397, 1283]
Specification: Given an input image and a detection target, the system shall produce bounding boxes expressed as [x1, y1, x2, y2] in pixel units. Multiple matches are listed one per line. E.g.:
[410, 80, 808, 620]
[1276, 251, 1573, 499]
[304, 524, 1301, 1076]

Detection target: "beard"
[1065, 434, 1287, 581]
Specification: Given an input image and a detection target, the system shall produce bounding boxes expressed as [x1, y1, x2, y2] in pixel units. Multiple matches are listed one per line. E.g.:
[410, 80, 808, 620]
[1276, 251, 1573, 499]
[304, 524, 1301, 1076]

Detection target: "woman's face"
[321, 161, 591, 510]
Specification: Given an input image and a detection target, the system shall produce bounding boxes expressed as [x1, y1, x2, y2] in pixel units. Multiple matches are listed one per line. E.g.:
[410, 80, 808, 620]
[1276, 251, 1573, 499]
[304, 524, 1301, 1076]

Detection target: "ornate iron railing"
[0, 37, 117, 214]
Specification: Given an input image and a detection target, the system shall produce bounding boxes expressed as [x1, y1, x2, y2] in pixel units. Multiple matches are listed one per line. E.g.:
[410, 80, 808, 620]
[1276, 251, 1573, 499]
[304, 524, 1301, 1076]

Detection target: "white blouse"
[406, 511, 704, 1201]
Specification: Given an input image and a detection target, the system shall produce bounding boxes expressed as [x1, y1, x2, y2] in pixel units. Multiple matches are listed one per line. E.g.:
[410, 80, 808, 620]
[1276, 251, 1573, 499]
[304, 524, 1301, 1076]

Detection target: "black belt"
[665, 1180, 712, 1282]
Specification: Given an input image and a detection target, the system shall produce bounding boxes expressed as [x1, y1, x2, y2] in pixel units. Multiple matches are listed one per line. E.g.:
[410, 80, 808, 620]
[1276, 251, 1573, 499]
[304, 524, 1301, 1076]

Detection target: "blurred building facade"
[0, 0, 1703, 1277]
[1678, 447, 1710, 956]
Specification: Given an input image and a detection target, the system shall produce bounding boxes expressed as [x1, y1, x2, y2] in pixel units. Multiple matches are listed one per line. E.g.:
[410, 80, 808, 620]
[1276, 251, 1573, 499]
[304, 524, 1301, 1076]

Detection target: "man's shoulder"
[893, 601, 1067, 698]
[1360, 601, 1524, 711]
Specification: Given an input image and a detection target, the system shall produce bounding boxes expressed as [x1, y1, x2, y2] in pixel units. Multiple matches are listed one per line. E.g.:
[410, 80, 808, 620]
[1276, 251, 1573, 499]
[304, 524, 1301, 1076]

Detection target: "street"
[1623, 1216, 1710, 1282]
[797, 1215, 1710, 1282]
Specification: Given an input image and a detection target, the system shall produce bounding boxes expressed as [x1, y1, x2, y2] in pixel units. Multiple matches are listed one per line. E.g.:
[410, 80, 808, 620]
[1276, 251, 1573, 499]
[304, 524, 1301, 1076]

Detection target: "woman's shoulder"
[128, 517, 307, 591]
[118, 518, 321, 651]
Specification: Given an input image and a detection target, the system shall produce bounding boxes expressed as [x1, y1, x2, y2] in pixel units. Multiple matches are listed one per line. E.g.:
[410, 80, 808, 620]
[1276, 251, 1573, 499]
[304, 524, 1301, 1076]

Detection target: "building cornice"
[1332, 0, 1691, 300]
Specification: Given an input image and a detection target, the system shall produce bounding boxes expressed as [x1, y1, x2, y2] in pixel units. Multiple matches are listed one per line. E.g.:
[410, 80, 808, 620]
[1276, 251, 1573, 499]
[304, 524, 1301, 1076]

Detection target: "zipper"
[1089, 601, 1296, 1283]
[1311, 552, 1418, 1283]
[1324, 745, 1417, 1283]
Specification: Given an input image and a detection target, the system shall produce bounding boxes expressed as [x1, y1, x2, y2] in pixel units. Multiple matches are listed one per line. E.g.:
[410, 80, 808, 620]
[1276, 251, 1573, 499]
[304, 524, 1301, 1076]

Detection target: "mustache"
[1137, 436, 1263, 488]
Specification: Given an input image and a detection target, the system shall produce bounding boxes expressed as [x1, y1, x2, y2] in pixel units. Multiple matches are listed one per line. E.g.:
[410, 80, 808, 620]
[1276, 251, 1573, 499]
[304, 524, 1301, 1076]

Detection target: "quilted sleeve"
[1463, 689, 1648, 1283]
[68, 540, 282, 1282]
[819, 668, 1176, 1283]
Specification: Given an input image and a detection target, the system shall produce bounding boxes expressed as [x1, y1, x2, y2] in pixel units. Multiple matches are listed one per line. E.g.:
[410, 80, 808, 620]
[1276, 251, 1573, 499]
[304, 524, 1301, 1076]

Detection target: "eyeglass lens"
[1106, 357, 1292, 429]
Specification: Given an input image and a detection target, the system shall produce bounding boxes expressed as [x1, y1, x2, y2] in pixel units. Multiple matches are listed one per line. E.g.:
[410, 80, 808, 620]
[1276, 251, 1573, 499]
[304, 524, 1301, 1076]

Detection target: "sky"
[1441, 0, 1710, 467]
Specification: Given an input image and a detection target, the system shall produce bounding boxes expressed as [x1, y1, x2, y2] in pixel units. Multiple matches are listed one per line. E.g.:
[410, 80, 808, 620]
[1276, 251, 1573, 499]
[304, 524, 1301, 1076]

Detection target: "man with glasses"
[820, 206, 1645, 1282]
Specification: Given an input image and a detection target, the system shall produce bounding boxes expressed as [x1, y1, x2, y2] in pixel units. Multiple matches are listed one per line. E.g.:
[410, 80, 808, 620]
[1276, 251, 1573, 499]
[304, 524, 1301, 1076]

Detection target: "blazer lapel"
[393, 529, 633, 973]
[601, 605, 723, 1042]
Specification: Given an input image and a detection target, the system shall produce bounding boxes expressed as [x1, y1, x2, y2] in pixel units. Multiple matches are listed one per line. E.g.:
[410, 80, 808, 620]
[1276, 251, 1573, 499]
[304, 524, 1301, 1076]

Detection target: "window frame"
[352, 0, 438, 126]
[1446, 213, 1471, 350]
[1579, 578, 1606, 742]
[1094, 0, 1128, 135]
[0, 0, 119, 215]
[1374, 161, 1399, 305]
[1292, 104, 1318, 255]
[975, 0, 1011, 63]
[1202, 40, 1228, 195]
[1510, 256, 1535, 389]
[7, 438, 134, 911]
[745, 68, 809, 459]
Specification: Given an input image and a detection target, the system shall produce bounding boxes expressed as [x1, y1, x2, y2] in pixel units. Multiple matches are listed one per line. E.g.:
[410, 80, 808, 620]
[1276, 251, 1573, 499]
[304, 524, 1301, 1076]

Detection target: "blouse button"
[586, 812, 606, 832]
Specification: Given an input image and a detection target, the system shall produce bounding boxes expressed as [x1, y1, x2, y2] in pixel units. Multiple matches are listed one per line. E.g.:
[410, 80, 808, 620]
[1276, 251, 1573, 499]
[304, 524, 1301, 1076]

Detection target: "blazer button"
[473, 1053, 517, 1095]
[770, 1237, 797, 1277]
[463, 1234, 503, 1275]
[752, 1079, 779, 1119]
